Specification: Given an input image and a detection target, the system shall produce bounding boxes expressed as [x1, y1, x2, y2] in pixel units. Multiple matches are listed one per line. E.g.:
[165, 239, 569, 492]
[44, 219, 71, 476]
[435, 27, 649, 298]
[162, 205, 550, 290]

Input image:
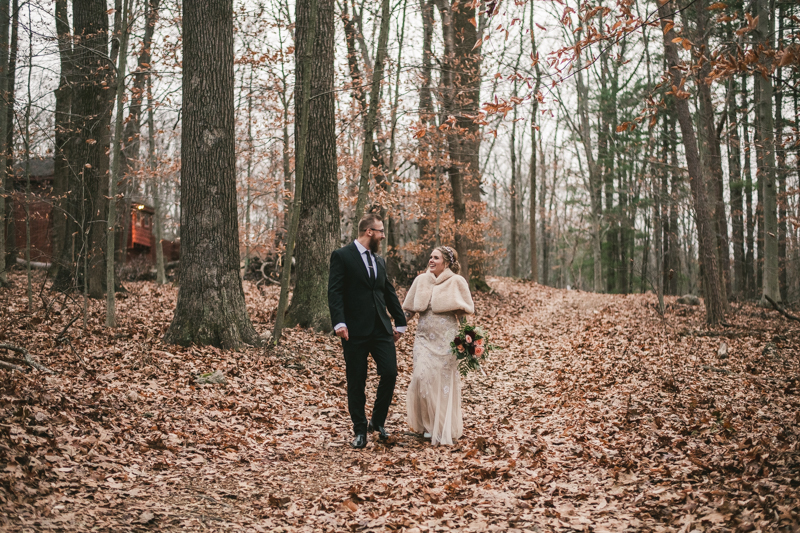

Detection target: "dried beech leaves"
[1, 273, 798, 531]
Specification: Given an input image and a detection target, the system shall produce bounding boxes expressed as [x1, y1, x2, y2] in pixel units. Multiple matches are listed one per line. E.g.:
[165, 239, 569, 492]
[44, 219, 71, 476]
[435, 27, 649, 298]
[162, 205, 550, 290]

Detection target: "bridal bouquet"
[451, 322, 495, 376]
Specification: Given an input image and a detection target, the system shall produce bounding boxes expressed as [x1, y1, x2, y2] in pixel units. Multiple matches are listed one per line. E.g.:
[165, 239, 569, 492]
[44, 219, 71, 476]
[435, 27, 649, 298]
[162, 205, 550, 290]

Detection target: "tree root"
[0, 343, 56, 374]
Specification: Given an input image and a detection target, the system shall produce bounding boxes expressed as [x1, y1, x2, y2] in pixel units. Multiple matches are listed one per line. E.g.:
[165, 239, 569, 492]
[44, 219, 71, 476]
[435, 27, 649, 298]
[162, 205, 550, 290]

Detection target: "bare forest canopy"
[0, 0, 796, 328]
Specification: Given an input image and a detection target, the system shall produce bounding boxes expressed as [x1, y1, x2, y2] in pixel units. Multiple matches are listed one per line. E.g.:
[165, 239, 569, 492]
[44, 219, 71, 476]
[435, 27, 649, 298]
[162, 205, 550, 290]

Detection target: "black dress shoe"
[367, 422, 389, 441]
[351, 434, 367, 449]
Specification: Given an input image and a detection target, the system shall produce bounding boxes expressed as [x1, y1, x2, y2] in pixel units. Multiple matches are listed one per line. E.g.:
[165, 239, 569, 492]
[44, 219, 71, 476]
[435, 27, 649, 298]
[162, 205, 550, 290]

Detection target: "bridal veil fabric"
[403, 269, 474, 445]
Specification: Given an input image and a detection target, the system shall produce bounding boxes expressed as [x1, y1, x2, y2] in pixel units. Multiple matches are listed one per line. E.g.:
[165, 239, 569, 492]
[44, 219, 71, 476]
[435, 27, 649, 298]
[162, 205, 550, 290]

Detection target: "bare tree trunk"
[283, 0, 340, 333]
[728, 76, 745, 299]
[119, 0, 159, 177]
[509, 104, 518, 278]
[244, 68, 254, 272]
[339, 0, 365, 111]
[775, 3, 787, 301]
[164, 0, 259, 349]
[529, 24, 541, 283]
[662, 99, 680, 296]
[509, 36, 524, 279]
[49, 0, 72, 281]
[659, 0, 725, 325]
[275, 13, 293, 242]
[741, 73, 755, 297]
[575, 36, 603, 293]
[454, 0, 485, 288]
[654, 118, 665, 313]
[23, 0, 31, 310]
[695, 0, 730, 303]
[119, 0, 160, 262]
[667, 132, 680, 295]
[107, 0, 131, 328]
[53, 0, 114, 299]
[413, 0, 436, 269]
[383, 0, 408, 280]
[540, 139, 549, 286]
[754, 0, 779, 306]
[433, 0, 468, 281]
[147, 74, 165, 284]
[351, 0, 390, 238]
[433, 0, 485, 288]
[3, 0, 16, 270]
[0, 0, 9, 288]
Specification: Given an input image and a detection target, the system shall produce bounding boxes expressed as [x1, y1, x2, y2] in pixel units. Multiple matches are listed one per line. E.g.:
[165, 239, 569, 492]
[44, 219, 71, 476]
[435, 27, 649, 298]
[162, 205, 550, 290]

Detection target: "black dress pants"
[341, 316, 397, 436]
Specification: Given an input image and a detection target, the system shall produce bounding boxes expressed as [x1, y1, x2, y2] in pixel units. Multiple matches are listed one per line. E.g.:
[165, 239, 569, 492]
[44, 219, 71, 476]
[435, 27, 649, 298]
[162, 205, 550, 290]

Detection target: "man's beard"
[369, 235, 381, 253]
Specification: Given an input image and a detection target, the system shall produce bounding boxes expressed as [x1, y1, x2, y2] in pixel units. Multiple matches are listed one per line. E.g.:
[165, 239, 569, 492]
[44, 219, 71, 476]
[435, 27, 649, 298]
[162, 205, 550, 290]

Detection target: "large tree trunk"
[163, 0, 259, 349]
[436, 0, 486, 289]
[695, 0, 731, 303]
[52, 0, 113, 299]
[49, 0, 72, 281]
[284, 0, 340, 331]
[433, 0, 468, 282]
[455, 0, 487, 290]
[575, 36, 603, 293]
[754, 0, 779, 306]
[658, 0, 725, 325]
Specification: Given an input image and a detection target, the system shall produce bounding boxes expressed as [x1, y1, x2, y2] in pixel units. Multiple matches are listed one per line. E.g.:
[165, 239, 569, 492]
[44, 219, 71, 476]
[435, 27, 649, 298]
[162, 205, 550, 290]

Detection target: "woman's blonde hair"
[434, 246, 460, 274]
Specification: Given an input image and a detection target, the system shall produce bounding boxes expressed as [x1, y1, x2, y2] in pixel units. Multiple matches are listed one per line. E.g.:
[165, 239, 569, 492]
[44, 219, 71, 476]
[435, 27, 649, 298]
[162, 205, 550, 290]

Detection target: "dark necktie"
[366, 251, 375, 279]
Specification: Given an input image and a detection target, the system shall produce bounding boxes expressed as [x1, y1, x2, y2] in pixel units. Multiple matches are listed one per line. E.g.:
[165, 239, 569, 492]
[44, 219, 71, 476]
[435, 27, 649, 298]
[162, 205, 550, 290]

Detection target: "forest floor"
[1, 270, 799, 532]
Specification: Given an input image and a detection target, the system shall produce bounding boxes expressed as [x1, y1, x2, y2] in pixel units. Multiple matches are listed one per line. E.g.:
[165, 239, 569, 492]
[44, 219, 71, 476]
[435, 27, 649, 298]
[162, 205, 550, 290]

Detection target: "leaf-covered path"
[1, 273, 798, 531]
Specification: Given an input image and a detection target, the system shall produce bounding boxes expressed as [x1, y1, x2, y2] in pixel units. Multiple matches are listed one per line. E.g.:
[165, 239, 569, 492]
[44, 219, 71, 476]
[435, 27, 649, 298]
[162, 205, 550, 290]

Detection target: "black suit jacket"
[328, 242, 407, 337]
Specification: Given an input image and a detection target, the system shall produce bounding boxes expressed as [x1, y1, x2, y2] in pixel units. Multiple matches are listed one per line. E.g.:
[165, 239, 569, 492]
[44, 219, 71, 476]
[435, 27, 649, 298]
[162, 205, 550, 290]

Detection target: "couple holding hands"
[328, 214, 475, 449]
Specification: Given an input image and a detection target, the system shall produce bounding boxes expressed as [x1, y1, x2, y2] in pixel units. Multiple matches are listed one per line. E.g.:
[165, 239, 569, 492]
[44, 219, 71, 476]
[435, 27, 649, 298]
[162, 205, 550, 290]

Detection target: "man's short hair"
[358, 213, 383, 235]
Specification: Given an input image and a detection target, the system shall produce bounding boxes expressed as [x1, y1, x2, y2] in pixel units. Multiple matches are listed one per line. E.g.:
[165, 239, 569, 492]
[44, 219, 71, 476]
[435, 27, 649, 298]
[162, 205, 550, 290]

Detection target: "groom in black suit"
[328, 213, 407, 449]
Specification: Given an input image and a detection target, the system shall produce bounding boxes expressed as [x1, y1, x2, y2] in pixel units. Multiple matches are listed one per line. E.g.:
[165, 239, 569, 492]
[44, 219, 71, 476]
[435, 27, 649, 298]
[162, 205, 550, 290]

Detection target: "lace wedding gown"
[406, 306, 463, 445]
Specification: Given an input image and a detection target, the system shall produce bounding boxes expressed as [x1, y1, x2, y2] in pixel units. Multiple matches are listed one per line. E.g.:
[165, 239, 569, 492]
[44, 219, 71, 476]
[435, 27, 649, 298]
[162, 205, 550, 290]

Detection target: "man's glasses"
[369, 228, 385, 234]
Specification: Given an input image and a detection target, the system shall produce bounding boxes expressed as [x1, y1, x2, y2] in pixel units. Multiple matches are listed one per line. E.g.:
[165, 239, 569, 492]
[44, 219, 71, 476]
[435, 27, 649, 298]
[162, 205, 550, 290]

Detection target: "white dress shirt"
[333, 240, 406, 334]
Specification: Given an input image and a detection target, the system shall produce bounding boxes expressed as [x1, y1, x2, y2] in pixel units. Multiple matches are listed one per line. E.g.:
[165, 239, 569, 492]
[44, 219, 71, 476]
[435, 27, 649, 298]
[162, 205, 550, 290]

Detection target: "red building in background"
[6, 156, 178, 266]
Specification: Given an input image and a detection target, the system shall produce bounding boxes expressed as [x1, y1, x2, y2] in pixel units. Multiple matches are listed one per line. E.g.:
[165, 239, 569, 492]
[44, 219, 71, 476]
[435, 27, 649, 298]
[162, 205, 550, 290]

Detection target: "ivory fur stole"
[402, 268, 474, 315]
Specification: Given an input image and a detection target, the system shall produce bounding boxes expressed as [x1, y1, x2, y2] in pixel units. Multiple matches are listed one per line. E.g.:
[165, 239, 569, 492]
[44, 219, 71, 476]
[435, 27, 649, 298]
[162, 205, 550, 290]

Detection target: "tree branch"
[765, 295, 800, 322]
[0, 343, 56, 373]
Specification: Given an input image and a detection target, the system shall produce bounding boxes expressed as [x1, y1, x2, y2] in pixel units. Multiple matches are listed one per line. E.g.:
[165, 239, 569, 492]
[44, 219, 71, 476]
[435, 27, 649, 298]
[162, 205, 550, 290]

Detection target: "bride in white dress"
[402, 246, 474, 445]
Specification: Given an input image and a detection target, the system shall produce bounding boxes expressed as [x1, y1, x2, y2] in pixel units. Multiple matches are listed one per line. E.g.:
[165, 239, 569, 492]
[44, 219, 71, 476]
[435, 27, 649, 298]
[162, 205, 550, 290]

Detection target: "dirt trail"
[1, 273, 798, 531]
